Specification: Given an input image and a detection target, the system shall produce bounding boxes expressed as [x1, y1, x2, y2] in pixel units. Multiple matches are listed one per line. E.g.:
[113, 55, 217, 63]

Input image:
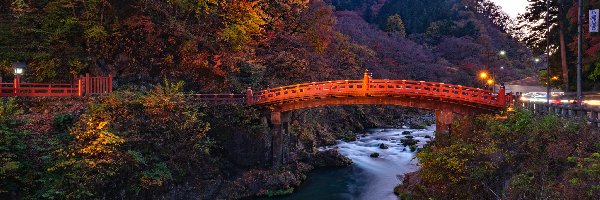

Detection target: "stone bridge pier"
[435, 109, 464, 139]
[265, 108, 471, 168]
[268, 111, 291, 168]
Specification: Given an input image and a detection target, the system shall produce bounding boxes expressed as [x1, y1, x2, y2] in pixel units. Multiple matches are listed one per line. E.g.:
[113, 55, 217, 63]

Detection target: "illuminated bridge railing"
[250, 79, 508, 107]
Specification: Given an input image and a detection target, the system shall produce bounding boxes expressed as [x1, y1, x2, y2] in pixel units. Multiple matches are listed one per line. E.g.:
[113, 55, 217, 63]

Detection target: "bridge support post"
[270, 111, 291, 168]
[435, 110, 459, 138]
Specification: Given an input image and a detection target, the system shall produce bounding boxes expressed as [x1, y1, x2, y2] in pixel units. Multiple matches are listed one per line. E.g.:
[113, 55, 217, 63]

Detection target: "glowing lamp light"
[551, 76, 559, 81]
[11, 62, 26, 76]
[487, 79, 495, 85]
[479, 72, 488, 79]
[499, 50, 506, 56]
[534, 58, 541, 63]
[13, 68, 24, 75]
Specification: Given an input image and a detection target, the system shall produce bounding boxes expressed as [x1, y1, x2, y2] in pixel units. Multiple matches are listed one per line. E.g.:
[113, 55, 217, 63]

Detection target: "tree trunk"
[559, 12, 569, 91]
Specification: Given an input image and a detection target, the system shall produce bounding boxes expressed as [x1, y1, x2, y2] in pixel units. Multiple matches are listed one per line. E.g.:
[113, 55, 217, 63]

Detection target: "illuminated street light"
[534, 58, 541, 63]
[479, 71, 488, 79]
[499, 50, 506, 56]
[487, 79, 495, 85]
[12, 62, 25, 76]
[551, 76, 559, 81]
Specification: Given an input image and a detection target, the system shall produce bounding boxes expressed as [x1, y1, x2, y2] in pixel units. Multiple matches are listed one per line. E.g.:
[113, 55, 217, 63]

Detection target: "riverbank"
[394, 109, 600, 199]
[267, 127, 435, 200]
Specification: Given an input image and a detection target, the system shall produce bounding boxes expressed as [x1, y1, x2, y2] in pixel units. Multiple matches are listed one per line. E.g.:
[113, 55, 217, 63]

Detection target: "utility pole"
[547, 0, 551, 105]
[577, 0, 583, 102]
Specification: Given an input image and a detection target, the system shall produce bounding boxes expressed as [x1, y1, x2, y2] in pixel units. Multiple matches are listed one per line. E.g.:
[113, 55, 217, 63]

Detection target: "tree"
[386, 14, 406, 37]
[519, 0, 573, 91]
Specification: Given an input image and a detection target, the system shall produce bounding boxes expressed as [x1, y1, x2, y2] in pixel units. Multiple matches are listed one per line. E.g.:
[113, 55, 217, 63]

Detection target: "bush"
[409, 145, 417, 152]
[402, 108, 600, 199]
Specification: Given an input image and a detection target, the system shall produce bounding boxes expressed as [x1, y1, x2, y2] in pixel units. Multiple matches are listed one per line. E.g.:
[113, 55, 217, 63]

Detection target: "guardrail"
[522, 101, 600, 127]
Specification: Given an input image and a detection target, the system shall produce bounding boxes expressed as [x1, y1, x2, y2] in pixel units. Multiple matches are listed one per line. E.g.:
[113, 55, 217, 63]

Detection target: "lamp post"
[11, 62, 25, 95]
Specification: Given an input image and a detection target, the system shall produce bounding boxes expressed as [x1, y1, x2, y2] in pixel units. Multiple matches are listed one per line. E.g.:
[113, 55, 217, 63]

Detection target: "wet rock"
[309, 149, 352, 167]
[370, 152, 380, 158]
[400, 138, 418, 146]
[402, 131, 412, 135]
[379, 143, 389, 149]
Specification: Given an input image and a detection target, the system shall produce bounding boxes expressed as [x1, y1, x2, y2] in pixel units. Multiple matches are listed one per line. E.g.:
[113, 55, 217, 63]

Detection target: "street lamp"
[479, 71, 488, 79]
[11, 62, 25, 94]
[499, 50, 506, 56]
[11, 62, 25, 76]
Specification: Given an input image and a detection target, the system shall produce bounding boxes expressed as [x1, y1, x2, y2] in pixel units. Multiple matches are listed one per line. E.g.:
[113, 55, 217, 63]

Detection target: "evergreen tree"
[386, 14, 407, 37]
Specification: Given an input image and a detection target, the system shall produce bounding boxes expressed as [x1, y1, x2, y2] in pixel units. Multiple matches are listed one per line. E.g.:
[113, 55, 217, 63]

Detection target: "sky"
[490, 0, 531, 19]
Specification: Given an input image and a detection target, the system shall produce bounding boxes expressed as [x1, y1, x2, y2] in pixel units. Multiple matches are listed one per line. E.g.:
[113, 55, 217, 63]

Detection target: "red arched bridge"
[193, 71, 514, 167]
[194, 70, 512, 114]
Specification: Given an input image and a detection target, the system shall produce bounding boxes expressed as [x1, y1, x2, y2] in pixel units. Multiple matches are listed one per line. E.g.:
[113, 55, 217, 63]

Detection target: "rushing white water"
[324, 126, 435, 200]
[271, 126, 435, 200]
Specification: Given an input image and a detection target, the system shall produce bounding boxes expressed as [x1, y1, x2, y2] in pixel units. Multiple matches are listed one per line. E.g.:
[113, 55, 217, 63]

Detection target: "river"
[271, 126, 435, 200]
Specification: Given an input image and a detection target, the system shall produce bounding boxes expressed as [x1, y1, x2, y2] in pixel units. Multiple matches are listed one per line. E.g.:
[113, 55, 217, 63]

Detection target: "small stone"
[379, 143, 389, 149]
[370, 152, 380, 158]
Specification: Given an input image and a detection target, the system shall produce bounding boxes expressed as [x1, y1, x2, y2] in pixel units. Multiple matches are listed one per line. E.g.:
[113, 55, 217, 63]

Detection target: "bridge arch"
[197, 70, 513, 167]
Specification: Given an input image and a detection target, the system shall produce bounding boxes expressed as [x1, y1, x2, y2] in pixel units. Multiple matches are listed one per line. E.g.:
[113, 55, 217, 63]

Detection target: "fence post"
[108, 75, 113, 93]
[85, 73, 90, 95]
[13, 76, 19, 95]
[78, 78, 83, 97]
[592, 109, 599, 127]
[497, 85, 506, 106]
[246, 87, 253, 105]
[362, 69, 370, 96]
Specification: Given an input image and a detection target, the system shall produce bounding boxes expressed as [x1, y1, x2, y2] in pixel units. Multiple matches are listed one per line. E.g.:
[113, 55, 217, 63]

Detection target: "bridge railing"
[0, 74, 112, 97]
[189, 94, 246, 104]
[1, 82, 80, 97]
[250, 79, 506, 107]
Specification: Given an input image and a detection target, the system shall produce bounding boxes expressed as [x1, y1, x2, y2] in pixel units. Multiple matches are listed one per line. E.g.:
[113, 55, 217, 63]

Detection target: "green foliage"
[0, 98, 27, 197]
[404, 108, 600, 199]
[386, 14, 406, 37]
[264, 188, 294, 197]
[409, 145, 417, 152]
[0, 80, 213, 199]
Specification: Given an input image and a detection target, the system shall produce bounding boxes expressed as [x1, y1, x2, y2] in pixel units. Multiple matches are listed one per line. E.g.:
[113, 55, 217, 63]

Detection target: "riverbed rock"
[379, 143, 389, 149]
[394, 172, 424, 198]
[370, 152, 380, 158]
[309, 149, 352, 167]
[401, 138, 418, 146]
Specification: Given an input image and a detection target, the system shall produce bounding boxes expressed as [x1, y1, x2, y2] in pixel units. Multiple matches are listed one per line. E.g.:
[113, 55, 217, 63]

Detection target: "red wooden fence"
[0, 74, 112, 97]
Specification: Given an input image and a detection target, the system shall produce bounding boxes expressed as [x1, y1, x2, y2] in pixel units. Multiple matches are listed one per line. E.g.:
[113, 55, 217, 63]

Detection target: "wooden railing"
[250, 79, 510, 108]
[0, 74, 112, 97]
[522, 101, 600, 127]
[189, 94, 246, 104]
